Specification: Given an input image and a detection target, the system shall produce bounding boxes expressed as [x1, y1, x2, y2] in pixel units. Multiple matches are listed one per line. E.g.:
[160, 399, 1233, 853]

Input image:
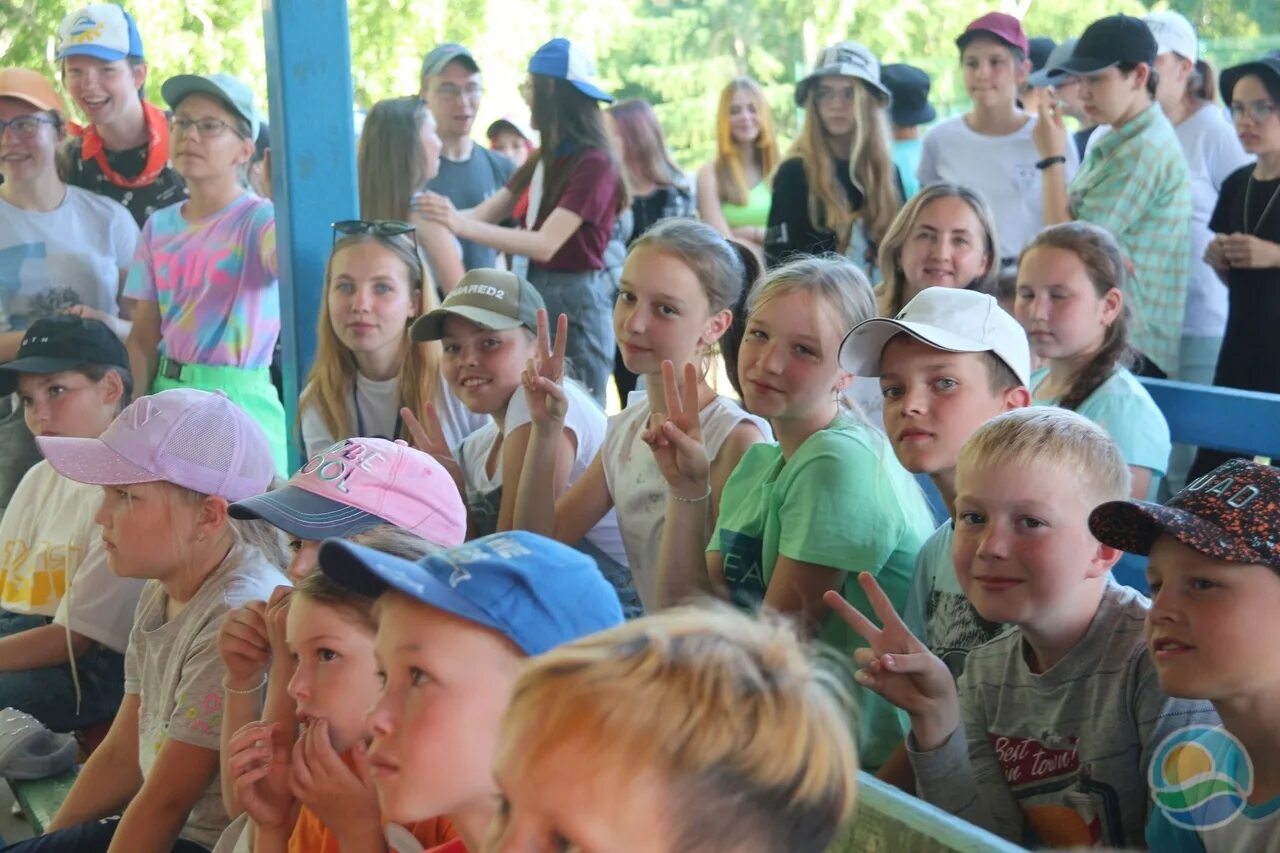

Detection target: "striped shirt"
[1070, 104, 1192, 375]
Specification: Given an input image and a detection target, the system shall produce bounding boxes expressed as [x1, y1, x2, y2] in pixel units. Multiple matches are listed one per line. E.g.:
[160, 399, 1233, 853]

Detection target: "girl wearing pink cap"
[9, 389, 288, 853]
[213, 437, 466, 849]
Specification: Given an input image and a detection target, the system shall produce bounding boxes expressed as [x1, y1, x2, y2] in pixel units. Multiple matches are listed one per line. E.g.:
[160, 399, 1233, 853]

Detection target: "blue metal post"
[261, 0, 359, 467]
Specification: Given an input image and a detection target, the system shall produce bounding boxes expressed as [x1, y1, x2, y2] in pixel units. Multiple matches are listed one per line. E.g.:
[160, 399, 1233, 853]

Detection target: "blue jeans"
[0, 817, 208, 853]
[526, 265, 615, 407]
[0, 612, 125, 733]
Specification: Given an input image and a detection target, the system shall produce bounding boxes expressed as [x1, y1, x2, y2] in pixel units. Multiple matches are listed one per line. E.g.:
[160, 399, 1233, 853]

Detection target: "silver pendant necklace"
[1244, 171, 1280, 235]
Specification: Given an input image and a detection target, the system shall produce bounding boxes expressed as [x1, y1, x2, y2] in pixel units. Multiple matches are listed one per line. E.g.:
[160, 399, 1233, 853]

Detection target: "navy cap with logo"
[0, 315, 130, 396]
[318, 530, 625, 655]
[1089, 459, 1280, 572]
[1058, 15, 1157, 76]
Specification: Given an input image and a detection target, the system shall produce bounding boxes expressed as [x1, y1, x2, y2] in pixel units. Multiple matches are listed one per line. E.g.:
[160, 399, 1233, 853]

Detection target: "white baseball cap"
[1143, 10, 1198, 62]
[839, 287, 1031, 386]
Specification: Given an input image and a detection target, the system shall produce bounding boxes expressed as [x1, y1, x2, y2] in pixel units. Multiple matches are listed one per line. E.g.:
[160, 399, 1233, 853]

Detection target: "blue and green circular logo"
[1149, 725, 1253, 830]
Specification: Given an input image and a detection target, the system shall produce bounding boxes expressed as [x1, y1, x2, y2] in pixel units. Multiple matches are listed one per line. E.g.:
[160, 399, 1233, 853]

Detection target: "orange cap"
[0, 69, 67, 114]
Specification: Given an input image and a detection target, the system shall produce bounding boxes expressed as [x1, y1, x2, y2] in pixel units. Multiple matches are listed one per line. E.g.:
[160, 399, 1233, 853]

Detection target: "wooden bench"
[8, 768, 78, 836]
[833, 772, 1026, 852]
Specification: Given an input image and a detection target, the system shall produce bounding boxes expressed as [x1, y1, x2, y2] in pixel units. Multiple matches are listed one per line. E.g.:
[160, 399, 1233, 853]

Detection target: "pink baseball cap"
[37, 389, 275, 502]
[957, 12, 1030, 57]
[228, 437, 466, 548]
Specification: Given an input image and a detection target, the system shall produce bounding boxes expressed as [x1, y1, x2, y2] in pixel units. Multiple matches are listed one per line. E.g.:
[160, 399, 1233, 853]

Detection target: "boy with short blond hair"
[827, 408, 1217, 848]
[1090, 459, 1280, 850]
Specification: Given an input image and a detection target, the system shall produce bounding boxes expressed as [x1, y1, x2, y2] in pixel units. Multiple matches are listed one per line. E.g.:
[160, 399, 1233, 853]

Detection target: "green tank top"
[720, 180, 772, 229]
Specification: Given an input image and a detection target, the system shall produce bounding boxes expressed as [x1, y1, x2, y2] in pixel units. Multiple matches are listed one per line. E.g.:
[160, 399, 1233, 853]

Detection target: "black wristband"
[1036, 155, 1067, 170]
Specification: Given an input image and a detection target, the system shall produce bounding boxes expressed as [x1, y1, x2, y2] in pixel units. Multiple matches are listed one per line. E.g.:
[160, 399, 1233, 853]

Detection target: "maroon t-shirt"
[513, 147, 620, 272]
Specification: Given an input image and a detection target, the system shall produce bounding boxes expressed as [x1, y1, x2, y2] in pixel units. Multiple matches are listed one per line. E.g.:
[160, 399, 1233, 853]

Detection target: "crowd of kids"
[1, 1, 1279, 851]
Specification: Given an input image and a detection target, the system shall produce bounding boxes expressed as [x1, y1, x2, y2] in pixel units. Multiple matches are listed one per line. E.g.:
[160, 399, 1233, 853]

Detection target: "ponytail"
[719, 240, 761, 400]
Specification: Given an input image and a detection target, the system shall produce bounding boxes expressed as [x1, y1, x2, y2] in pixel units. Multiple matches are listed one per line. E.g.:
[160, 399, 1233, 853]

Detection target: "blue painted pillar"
[261, 0, 359, 467]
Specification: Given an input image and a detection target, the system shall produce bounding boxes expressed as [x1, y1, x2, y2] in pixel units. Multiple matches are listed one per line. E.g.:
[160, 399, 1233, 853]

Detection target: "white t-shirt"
[602, 391, 771, 609]
[0, 186, 137, 332]
[0, 461, 144, 652]
[299, 371, 489, 459]
[918, 115, 1080, 261]
[457, 380, 626, 564]
[1087, 109, 1251, 338]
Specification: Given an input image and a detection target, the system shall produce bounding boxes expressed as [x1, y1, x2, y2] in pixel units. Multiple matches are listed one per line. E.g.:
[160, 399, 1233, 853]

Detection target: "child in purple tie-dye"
[123, 72, 287, 473]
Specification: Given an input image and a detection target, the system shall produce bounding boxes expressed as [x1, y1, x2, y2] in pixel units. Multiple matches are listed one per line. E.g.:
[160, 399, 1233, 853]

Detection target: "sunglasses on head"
[331, 219, 417, 244]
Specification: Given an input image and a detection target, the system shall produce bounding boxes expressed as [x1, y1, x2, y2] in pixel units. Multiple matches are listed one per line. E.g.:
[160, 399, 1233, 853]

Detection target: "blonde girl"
[1015, 221, 1171, 501]
[696, 77, 782, 259]
[648, 256, 935, 771]
[225, 570, 457, 852]
[515, 219, 770, 611]
[18, 388, 287, 853]
[489, 604, 858, 853]
[765, 42, 902, 274]
[296, 224, 487, 458]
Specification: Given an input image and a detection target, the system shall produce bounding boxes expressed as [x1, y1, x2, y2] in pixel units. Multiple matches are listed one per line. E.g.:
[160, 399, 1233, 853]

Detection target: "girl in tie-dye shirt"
[124, 72, 287, 473]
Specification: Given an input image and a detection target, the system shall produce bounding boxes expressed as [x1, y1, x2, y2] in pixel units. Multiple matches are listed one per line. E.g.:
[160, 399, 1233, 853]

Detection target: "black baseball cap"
[1028, 37, 1057, 73]
[880, 63, 937, 127]
[1219, 56, 1280, 105]
[1058, 15, 1157, 76]
[0, 315, 130, 396]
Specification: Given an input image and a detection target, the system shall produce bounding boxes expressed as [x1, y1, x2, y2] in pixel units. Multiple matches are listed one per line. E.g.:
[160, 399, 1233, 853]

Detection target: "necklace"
[1244, 171, 1280, 235]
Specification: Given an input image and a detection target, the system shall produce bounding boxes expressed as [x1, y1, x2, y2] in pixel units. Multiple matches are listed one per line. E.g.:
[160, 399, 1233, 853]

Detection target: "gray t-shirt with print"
[124, 544, 285, 851]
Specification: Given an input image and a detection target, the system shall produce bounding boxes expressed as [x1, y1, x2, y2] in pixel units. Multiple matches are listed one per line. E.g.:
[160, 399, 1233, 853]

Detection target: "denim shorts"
[526, 265, 615, 407]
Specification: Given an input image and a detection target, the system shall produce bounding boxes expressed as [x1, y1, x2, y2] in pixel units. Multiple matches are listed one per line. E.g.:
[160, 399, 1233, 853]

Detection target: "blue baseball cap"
[528, 38, 614, 103]
[56, 5, 145, 62]
[318, 530, 625, 655]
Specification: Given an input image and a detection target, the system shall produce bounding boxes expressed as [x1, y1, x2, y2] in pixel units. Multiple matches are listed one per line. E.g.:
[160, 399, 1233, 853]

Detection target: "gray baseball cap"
[410, 269, 544, 341]
[421, 43, 479, 77]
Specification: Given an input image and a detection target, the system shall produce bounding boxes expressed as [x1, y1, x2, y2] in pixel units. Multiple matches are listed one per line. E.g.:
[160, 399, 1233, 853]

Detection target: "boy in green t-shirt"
[837, 286, 1031, 787]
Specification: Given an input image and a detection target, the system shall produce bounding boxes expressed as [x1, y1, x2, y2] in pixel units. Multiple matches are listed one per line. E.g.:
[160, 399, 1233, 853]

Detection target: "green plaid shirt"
[1070, 104, 1192, 375]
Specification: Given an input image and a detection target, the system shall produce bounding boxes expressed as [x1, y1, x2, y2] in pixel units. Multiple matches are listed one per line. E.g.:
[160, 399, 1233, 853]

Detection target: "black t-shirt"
[764, 157, 863, 267]
[1209, 164, 1280, 394]
[626, 183, 695, 247]
[64, 137, 187, 228]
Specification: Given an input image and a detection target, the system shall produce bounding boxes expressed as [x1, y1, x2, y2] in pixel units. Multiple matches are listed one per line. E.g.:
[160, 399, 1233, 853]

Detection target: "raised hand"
[412, 191, 459, 231]
[1221, 232, 1280, 269]
[522, 309, 570, 425]
[823, 574, 958, 751]
[217, 602, 272, 690]
[1032, 100, 1067, 160]
[401, 403, 465, 492]
[226, 721, 294, 830]
[642, 361, 710, 499]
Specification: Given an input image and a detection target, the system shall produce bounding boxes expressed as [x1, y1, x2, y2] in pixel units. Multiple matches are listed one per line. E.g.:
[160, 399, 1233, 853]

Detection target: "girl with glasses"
[122, 72, 290, 474]
[765, 42, 903, 276]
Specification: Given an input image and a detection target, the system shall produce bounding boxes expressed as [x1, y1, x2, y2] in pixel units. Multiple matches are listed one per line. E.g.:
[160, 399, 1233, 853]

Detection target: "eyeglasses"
[813, 86, 856, 104]
[432, 83, 483, 101]
[169, 116, 247, 139]
[1230, 101, 1277, 123]
[0, 115, 56, 140]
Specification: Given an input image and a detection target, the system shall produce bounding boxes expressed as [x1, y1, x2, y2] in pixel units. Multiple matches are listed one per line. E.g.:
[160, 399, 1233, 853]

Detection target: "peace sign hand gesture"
[823, 574, 959, 752]
[522, 309, 570, 425]
[642, 361, 710, 500]
[402, 403, 465, 493]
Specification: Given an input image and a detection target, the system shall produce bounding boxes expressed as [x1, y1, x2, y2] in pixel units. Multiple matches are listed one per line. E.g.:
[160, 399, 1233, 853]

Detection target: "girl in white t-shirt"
[918, 14, 1079, 262]
[0, 68, 137, 360]
[515, 220, 769, 612]
[407, 268, 638, 612]
[297, 223, 487, 459]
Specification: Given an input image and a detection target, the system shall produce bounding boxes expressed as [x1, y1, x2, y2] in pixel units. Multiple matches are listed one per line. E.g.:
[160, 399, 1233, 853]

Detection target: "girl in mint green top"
[646, 256, 934, 772]
[696, 78, 781, 261]
[1014, 222, 1171, 501]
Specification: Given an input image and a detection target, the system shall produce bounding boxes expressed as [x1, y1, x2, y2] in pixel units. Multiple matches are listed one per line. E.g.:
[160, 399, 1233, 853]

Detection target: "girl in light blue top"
[1014, 221, 1171, 501]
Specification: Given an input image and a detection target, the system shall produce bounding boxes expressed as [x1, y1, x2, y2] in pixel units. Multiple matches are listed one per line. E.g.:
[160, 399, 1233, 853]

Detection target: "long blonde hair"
[297, 233, 441, 443]
[876, 183, 1000, 317]
[791, 74, 901, 253]
[714, 77, 781, 206]
[496, 604, 858, 852]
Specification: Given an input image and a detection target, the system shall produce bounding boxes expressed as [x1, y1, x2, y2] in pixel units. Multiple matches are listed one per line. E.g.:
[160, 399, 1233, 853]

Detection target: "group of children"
[1, 2, 1279, 853]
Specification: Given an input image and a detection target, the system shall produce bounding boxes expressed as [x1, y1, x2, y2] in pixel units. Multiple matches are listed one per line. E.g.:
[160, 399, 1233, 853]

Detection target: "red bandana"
[69, 99, 171, 190]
